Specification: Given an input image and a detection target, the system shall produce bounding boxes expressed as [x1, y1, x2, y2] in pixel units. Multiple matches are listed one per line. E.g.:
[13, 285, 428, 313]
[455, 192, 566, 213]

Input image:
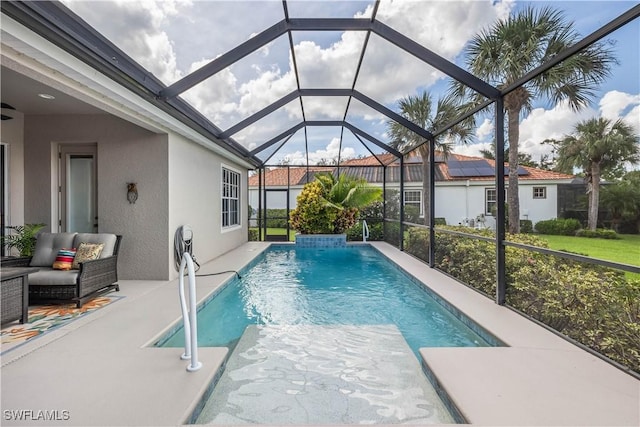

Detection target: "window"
[533, 187, 547, 199]
[485, 188, 497, 215]
[222, 167, 240, 228]
[404, 190, 422, 216]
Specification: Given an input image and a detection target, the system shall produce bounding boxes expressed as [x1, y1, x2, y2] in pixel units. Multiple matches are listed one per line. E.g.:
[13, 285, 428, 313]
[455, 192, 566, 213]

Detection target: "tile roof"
[250, 153, 574, 186]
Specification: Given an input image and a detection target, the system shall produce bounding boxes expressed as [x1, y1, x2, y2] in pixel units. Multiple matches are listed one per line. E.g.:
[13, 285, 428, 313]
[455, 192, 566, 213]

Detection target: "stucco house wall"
[21, 114, 171, 280]
[0, 109, 25, 229]
[249, 179, 565, 229]
[168, 133, 248, 280]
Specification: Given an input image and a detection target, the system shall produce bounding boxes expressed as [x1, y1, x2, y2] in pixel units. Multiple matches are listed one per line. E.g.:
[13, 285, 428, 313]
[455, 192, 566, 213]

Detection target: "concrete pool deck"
[1, 241, 638, 426]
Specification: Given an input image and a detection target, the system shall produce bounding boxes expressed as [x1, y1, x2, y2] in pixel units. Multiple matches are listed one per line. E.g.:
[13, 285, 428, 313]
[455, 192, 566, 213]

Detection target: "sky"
[62, 0, 640, 167]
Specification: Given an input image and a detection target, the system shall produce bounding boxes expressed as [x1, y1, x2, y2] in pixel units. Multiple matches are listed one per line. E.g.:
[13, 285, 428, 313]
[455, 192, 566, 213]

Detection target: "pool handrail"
[178, 252, 202, 372]
[362, 219, 370, 242]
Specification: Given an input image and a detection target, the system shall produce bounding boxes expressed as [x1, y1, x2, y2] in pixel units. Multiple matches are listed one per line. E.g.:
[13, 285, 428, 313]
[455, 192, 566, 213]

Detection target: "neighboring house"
[1, 10, 252, 280]
[249, 153, 575, 229]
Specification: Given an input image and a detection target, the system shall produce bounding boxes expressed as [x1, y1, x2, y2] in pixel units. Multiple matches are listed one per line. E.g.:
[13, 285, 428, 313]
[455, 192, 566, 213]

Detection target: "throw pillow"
[52, 248, 77, 270]
[72, 242, 105, 270]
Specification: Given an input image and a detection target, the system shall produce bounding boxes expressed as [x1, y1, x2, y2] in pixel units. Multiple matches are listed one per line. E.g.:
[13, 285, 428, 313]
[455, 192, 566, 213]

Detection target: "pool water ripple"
[160, 246, 492, 355]
[196, 325, 454, 425]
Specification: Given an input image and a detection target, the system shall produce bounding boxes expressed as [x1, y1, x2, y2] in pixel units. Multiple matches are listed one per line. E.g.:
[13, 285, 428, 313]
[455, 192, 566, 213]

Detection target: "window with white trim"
[222, 167, 240, 228]
[485, 188, 497, 215]
[533, 186, 547, 199]
[403, 190, 423, 216]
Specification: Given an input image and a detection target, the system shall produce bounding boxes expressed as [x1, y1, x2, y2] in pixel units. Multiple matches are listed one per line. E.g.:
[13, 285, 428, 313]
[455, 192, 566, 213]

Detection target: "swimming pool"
[157, 245, 498, 355]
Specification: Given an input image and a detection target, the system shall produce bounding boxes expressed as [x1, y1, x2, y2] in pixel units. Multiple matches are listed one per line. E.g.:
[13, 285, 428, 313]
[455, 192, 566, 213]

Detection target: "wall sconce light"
[127, 183, 138, 204]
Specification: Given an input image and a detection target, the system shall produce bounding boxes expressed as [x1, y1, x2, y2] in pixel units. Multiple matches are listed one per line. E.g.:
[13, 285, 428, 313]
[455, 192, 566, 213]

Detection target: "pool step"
[195, 324, 454, 425]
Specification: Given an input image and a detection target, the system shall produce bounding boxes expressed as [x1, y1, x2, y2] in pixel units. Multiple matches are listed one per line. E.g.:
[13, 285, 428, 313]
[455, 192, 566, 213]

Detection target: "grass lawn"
[251, 227, 295, 241]
[538, 234, 640, 279]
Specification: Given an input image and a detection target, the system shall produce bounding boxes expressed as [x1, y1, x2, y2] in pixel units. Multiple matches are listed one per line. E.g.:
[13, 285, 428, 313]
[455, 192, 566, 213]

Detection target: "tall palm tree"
[455, 6, 615, 233]
[554, 117, 639, 230]
[387, 91, 473, 225]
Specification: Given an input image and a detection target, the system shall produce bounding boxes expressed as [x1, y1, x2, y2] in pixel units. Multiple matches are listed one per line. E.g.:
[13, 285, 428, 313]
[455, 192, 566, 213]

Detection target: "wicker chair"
[2, 233, 122, 308]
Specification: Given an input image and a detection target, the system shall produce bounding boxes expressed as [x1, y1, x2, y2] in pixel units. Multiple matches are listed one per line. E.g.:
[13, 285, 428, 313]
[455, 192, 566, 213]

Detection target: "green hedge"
[346, 220, 384, 241]
[535, 218, 582, 235]
[520, 219, 533, 234]
[575, 228, 620, 239]
[404, 226, 640, 374]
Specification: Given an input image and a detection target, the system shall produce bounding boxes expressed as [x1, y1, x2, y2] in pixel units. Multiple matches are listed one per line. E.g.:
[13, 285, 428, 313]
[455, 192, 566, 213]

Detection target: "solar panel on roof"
[503, 166, 529, 176]
[476, 167, 495, 176]
[448, 168, 465, 177]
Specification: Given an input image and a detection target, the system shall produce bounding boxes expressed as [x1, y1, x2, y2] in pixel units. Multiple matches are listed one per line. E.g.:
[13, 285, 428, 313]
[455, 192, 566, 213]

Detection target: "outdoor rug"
[1, 296, 122, 355]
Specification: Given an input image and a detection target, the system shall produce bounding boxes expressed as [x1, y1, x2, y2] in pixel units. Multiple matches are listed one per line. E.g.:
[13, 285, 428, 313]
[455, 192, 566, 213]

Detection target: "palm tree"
[455, 6, 615, 233]
[387, 91, 473, 225]
[315, 172, 382, 211]
[554, 117, 639, 230]
[289, 172, 382, 234]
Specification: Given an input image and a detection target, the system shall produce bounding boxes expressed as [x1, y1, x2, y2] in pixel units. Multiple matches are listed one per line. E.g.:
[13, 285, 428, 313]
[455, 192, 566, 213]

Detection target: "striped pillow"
[52, 248, 77, 270]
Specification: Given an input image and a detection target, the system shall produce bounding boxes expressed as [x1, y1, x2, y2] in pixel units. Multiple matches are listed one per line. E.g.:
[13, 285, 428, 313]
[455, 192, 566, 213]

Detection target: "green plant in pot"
[2, 223, 46, 256]
[290, 173, 382, 234]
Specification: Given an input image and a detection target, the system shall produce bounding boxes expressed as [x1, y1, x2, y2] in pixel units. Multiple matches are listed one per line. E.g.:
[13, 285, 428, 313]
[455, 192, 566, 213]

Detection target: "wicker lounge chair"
[2, 233, 121, 308]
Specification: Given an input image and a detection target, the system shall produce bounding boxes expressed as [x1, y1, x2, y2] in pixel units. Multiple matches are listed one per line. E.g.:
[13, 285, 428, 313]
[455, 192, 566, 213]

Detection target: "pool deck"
[1, 241, 638, 426]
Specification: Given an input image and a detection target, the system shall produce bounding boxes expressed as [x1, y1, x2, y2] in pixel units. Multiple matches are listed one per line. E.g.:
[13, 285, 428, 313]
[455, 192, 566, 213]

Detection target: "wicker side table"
[1, 267, 38, 325]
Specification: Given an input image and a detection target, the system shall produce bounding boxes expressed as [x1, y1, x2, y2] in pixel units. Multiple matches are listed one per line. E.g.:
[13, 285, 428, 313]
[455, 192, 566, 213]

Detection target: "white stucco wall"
[0, 109, 25, 230]
[23, 114, 169, 280]
[168, 133, 248, 280]
[249, 179, 564, 230]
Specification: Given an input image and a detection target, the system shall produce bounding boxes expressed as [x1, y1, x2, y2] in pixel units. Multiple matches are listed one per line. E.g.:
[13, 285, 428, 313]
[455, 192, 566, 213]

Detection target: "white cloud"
[475, 118, 493, 142]
[281, 138, 357, 165]
[518, 100, 595, 161]
[599, 90, 640, 133]
[63, 0, 515, 148]
[453, 141, 492, 158]
[455, 90, 640, 163]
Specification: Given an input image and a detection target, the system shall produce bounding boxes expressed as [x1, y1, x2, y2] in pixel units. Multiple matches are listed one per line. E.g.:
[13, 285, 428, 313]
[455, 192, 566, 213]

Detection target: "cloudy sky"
[62, 0, 639, 166]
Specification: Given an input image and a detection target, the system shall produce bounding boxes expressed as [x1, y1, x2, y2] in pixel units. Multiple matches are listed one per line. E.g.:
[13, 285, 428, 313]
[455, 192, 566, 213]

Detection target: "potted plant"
[1, 223, 46, 257]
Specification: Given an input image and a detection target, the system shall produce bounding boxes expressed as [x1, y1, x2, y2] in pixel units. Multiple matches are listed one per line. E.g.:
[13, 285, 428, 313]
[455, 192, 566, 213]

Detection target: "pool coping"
[1, 241, 638, 426]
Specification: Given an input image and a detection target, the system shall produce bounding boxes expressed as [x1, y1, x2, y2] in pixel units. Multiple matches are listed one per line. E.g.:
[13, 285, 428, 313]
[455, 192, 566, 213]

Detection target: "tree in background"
[600, 171, 640, 233]
[387, 91, 473, 225]
[455, 6, 615, 233]
[554, 117, 639, 230]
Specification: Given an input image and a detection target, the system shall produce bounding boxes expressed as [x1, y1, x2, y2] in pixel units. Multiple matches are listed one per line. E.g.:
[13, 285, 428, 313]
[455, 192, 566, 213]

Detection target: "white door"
[59, 144, 97, 233]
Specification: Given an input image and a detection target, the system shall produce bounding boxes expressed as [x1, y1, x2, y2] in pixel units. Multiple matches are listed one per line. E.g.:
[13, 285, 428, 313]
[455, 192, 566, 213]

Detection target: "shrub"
[405, 227, 430, 262]
[434, 217, 447, 226]
[346, 220, 384, 241]
[424, 225, 640, 373]
[403, 205, 421, 223]
[575, 228, 620, 239]
[383, 221, 402, 246]
[535, 218, 582, 235]
[519, 219, 533, 234]
[257, 209, 289, 228]
[289, 173, 382, 234]
[248, 228, 259, 241]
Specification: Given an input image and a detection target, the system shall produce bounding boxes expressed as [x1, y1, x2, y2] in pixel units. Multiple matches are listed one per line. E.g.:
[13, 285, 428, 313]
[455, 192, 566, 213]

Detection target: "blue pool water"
[158, 245, 495, 355]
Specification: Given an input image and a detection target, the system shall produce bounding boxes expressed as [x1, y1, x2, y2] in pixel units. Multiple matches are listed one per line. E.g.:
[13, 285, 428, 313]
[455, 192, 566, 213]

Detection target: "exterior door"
[59, 144, 98, 233]
[263, 189, 290, 241]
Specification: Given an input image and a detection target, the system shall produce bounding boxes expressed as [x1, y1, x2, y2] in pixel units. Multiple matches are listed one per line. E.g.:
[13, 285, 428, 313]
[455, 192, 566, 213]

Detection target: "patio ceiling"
[2, 1, 639, 169]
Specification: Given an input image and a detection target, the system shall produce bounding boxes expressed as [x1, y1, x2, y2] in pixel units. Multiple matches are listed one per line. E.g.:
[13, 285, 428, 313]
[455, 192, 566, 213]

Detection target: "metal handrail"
[178, 252, 202, 372]
[362, 219, 370, 242]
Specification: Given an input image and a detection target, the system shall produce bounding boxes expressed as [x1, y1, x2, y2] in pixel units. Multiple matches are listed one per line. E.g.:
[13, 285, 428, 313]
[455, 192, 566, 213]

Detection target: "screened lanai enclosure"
[2, 1, 639, 376]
